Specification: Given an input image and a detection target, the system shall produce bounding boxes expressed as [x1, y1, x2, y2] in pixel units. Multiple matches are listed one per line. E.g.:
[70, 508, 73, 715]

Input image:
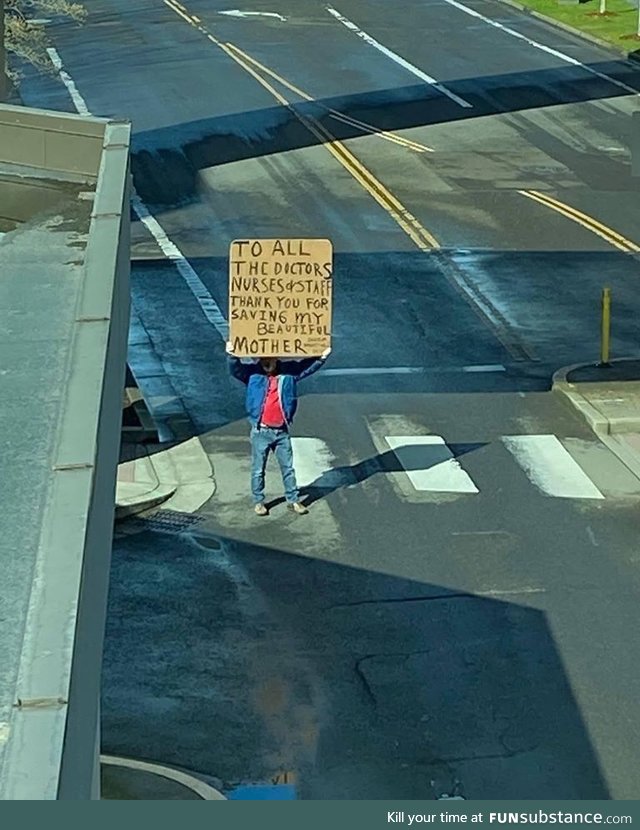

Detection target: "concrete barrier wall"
[0, 105, 131, 800]
[0, 104, 107, 177]
[56, 121, 132, 800]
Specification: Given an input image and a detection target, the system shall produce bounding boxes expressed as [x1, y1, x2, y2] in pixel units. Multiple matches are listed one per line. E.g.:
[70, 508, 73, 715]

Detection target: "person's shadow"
[266, 442, 487, 509]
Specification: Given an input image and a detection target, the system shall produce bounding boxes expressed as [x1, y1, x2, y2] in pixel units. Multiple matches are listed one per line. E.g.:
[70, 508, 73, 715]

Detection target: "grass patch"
[514, 0, 640, 48]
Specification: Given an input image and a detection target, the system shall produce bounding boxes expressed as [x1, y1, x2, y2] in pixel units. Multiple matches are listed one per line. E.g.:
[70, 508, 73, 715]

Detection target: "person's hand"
[321, 346, 331, 360]
[225, 341, 234, 355]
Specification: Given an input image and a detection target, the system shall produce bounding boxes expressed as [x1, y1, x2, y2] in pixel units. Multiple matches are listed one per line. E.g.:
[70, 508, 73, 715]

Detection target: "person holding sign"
[226, 343, 331, 516]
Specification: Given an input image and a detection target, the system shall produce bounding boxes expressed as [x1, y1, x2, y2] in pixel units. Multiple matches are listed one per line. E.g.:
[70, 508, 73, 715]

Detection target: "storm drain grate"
[118, 510, 206, 536]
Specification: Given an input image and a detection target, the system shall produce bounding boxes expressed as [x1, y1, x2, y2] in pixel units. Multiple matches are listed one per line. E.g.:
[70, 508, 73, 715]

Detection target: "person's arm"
[226, 342, 253, 384]
[288, 347, 331, 380]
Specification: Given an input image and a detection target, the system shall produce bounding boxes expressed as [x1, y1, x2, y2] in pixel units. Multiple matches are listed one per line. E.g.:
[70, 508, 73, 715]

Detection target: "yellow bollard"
[600, 286, 611, 367]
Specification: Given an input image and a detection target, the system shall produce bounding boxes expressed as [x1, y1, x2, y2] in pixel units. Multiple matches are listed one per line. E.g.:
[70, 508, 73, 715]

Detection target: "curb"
[100, 755, 226, 800]
[115, 437, 215, 521]
[553, 359, 640, 481]
[552, 355, 640, 386]
[492, 0, 640, 62]
[152, 437, 216, 514]
[552, 358, 640, 435]
[553, 382, 611, 434]
[114, 485, 177, 520]
[600, 432, 640, 481]
[552, 361, 610, 435]
[116, 447, 175, 519]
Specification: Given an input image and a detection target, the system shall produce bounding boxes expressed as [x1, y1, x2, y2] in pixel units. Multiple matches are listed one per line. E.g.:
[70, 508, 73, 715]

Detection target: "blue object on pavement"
[227, 783, 297, 800]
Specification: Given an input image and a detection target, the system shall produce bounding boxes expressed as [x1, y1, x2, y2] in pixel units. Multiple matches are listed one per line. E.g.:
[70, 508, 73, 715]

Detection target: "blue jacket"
[228, 356, 326, 426]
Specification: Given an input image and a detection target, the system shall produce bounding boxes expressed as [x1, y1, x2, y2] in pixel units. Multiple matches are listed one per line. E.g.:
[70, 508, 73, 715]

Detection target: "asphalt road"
[15, 0, 640, 798]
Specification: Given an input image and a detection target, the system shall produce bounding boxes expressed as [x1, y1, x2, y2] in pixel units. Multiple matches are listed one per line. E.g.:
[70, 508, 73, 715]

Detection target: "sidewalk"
[553, 358, 640, 481]
[115, 437, 215, 520]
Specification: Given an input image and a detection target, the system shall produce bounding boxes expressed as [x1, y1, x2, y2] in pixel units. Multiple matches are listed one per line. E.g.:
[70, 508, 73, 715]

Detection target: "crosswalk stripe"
[502, 435, 604, 500]
[291, 437, 345, 489]
[384, 436, 479, 493]
[289, 428, 610, 501]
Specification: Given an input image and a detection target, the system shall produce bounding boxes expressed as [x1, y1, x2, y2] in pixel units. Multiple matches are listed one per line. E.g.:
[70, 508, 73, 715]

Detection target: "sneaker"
[288, 502, 309, 515]
[254, 503, 268, 516]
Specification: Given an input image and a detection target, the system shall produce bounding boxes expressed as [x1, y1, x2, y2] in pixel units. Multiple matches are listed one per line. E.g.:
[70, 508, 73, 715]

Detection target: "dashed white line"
[322, 367, 423, 376]
[219, 9, 287, 21]
[439, 0, 639, 97]
[48, 47, 228, 341]
[46, 47, 91, 115]
[478, 587, 546, 597]
[326, 5, 473, 108]
[451, 530, 510, 535]
[130, 196, 228, 338]
[322, 364, 505, 376]
[462, 364, 506, 373]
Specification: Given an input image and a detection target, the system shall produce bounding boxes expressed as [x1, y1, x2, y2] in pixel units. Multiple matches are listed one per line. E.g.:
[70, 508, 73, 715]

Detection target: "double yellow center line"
[519, 190, 640, 253]
[164, 0, 439, 250]
[165, 0, 640, 258]
[165, 1, 431, 154]
[225, 43, 432, 155]
[162, 0, 639, 362]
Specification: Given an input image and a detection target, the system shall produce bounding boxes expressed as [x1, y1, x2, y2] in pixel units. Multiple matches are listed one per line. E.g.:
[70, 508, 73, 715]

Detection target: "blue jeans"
[250, 426, 299, 504]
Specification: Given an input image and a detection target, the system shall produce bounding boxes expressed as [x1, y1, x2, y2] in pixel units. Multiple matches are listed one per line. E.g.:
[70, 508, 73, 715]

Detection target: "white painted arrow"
[219, 9, 287, 21]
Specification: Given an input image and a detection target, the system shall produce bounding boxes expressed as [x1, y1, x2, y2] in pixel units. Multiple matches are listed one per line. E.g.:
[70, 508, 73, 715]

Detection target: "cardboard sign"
[228, 238, 333, 357]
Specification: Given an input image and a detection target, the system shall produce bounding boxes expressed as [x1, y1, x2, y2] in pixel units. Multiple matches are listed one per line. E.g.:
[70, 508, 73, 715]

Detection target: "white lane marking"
[220, 9, 287, 20]
[322, 364, 505, 376]
[48, 48, 229, 341]
[451, 530, 509, 535]
[502, 435, 604, 499]
[100, 755, 226, 800]
[587, 525, 599, 546]
[46, 47, 91, 115]
[384, 435, 479, 493]
[131, 196, 228, 338]
[291, 437, 344, 488]
[478, 587, 545, 596]
[326, 5, 473, 108]
[440, 0, 639, 97]
[322, 367, 423, 376]
[462, 364, 506, 373]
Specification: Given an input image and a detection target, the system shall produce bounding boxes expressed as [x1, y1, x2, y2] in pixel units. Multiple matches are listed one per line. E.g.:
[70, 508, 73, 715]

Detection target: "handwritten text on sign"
[229, 238, 333, 357]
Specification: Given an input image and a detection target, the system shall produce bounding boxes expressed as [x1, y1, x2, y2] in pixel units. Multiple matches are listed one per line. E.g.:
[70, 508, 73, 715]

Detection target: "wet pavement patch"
[191, 534, 222, 550]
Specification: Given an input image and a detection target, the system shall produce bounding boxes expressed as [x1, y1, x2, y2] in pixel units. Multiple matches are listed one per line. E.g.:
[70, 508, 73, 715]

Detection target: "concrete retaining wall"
[0, 105, 131, 800]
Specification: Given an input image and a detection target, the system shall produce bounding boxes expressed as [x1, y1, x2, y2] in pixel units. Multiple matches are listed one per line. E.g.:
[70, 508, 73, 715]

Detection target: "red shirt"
[260, 376, 285, 427]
